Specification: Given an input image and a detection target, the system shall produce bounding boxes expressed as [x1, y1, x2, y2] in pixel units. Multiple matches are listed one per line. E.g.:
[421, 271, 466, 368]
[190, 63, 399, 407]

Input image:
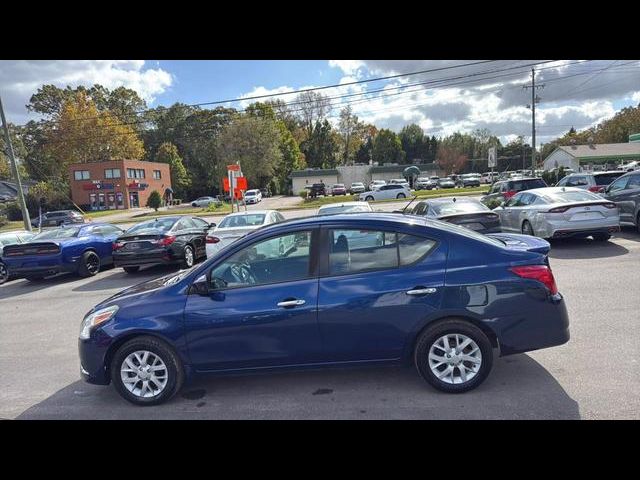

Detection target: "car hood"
[97, 270, 191, 308]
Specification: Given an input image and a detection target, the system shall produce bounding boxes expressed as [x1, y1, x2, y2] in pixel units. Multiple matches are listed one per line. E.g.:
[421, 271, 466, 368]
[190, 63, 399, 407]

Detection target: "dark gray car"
[31, 210, 85, 228]
[602, 170, 640, 233]
[555, 171, 625, 193]
[481, 177, 547, 205]
[409, 197, 501, 234]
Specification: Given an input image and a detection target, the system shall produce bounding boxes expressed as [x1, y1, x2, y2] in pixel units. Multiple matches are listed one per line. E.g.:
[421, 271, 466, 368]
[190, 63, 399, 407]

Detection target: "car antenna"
[401, 195, 418, 214]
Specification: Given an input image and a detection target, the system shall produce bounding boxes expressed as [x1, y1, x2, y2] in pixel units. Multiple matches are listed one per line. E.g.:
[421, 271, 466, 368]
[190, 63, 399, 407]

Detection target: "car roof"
[224, 210, 276, 217]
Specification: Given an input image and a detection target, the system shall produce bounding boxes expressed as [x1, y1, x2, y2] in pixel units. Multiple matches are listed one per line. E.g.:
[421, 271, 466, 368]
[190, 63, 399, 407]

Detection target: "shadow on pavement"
[0, 271, 83, 299]
[549, 237, 629, 260]
[17, 353, 580, 419]
[72, 265, 177, 292]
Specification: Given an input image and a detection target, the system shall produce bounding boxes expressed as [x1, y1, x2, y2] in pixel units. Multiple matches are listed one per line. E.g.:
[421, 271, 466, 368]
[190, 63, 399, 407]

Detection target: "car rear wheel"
[396, 193, 406, 199]
[522, 220, 535, 236]
[0, 263, 8, 285]
[414, 319, 493, 393]
[181, 245, 194, 269]
[77, 251, 100, 277]
[123, 266, 140, 274]
[365, 196, 374, 201]
[111, 336, 184, 406]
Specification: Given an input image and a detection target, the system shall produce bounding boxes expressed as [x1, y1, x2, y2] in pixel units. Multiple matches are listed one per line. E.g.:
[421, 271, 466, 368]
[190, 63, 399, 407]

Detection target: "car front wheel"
[0, 263, 8, 285]
[396, 193, 406, 199]
[111, 336, 184, 406]
[414, 319, 493, 393]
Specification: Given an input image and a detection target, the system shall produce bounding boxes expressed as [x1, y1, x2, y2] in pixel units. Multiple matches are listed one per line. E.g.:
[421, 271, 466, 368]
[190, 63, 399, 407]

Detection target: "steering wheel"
[228, 261, 258, 285]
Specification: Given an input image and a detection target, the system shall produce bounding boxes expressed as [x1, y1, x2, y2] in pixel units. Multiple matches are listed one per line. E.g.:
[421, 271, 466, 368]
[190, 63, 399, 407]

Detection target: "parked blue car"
[78, 213, 570, 405]
[2, 223, 125, 281]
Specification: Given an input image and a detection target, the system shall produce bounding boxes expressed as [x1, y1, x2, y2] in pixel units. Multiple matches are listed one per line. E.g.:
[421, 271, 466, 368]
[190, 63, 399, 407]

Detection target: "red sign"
[223, 176, 247, 192]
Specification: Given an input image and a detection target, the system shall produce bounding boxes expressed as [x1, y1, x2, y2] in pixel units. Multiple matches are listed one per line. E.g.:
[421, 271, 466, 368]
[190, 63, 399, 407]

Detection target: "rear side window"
[627, 175, 640, 189]
[525, 179, 547, 189]
[328, 229, 436, 275]
[564, 176, 588, 187]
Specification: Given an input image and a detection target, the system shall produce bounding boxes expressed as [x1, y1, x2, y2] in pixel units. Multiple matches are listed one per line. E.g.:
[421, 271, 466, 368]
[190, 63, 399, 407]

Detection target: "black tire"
[181, 245, 194, 269]
[415, 318, 494, 393]
[0, 262, 8, 285]
[123, 266, 140, 274]
[110, 335, 184, 406]
[522, 220, 534, 236]
[592, 233, 611, 241]
[365, 195, 374, 201]
[396, 193, 406, 199]
[77, 251, 101, 277]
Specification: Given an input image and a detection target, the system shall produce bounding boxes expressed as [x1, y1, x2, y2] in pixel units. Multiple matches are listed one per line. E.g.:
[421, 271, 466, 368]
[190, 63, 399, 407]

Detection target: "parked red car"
[331, 183, 347, 196]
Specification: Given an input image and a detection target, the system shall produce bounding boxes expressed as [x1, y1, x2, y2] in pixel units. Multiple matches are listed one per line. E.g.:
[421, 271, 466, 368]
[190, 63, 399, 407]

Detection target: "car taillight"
[503, 190, 517, 199]
[112, 242, 124, 251]
[206, 236, 220, 244]
[510, 265, 558, 295]
[156, 235, 176, 247]
[602, 202, 617, 209]
[547, 206, 570, 213]
[588, 186, 604, 193]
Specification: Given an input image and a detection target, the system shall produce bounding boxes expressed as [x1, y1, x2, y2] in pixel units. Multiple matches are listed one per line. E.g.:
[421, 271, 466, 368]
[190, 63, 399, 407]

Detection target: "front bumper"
[79, 336, 112, 385]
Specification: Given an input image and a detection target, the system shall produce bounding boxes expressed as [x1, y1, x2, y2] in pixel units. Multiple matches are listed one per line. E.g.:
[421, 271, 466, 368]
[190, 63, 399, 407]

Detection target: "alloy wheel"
[184, 247, 194, 267]
[86, 253, 100, 275]
[428, 333, 482, 385]
[120, 350, 168, 398]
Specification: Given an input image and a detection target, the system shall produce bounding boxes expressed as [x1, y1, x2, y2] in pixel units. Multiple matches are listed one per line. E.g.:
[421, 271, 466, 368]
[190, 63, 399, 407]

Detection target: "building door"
[107, 193, 116, 210]
[89, 194, 98, 210]
[116, 192, 124, 209]
[129, 192, 139, 208]
[98, 193, 106, 210]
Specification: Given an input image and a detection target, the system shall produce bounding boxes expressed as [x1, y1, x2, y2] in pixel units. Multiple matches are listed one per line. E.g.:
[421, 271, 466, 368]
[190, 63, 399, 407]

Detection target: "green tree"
[300, 120, 339, 169]
[372, 129, 405, 165]
[337, 106, 364, 165]
[154, 142, 191, 197]
[399, 124, 428, 164]
[215, 115, 283, 188]
[146, 190, 162, 211]
[0, 123, 29, 181]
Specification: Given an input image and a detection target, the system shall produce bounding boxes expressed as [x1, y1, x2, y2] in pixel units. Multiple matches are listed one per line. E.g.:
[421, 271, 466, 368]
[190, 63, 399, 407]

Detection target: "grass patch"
[0, 220, 27, 233]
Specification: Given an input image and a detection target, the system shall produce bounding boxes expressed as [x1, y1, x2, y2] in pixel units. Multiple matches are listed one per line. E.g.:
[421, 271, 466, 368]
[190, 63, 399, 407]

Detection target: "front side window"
[625, 174, 640, 189]
[210, 230, 313, 289]
[607, 176, 629, 192]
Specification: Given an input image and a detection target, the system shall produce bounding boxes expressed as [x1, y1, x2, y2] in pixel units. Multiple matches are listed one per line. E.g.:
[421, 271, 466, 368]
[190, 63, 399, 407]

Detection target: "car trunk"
[439, 212, 500, 232]
[116, 233, 167, 252]
[487, 232, 551, 265]
[544, 201, 616, 222]
[2, 242, 61, 257]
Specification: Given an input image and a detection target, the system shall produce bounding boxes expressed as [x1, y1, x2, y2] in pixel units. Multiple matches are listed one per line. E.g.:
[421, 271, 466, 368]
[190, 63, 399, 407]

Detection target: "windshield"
[218, 214, 266, 228]
[127, 218, 177, 233]
[319, 204, 372, 215]
[542, 190, 602, 203]
[245, 191, 256, 196]
[431, 201, 488, 216]
[32, 227, 80, 240]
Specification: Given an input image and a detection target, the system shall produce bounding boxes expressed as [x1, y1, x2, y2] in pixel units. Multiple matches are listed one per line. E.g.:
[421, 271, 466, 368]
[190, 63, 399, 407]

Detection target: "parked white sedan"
[494, 187, 620, 240]
[205, 210, 285, 258]
[191, 196, 221, 208]
[359, 184, 412, 202]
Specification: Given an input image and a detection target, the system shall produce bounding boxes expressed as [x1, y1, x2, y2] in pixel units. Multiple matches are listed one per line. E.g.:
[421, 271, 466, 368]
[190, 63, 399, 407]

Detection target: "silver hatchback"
[494, 187, 620, 240]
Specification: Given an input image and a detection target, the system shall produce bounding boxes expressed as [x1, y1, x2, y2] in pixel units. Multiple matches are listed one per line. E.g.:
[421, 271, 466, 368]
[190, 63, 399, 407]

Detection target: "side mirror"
[209, 222, 216, 228]
[190, 274, 209, 295]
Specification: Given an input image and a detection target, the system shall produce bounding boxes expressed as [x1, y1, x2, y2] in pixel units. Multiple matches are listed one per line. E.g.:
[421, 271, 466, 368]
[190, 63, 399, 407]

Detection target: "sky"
[1, 59, 639, 146]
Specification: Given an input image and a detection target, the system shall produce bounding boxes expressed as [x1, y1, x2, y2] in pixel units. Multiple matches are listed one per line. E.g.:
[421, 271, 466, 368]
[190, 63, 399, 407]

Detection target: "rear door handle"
[277, 299, 306, 308]
[406, 288, 437, 296]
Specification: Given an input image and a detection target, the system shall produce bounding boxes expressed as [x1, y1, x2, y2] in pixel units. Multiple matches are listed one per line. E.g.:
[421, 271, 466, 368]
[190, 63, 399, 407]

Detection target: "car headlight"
[79, 305, 119, 339]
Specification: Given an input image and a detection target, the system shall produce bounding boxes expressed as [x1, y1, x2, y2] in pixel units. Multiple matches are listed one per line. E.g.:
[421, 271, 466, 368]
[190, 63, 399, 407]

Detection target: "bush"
[146, 190, 162, 211]
[205, 202, 224, 212]
[0, 214, 7, 227]
[4, 202, 23, 221]
[299, 190, 308, 200]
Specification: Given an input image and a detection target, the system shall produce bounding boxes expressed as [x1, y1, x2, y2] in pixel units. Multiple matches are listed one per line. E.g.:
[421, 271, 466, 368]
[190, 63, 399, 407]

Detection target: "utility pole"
[0, 92, 32, 231]
[524, 68, 544, 175]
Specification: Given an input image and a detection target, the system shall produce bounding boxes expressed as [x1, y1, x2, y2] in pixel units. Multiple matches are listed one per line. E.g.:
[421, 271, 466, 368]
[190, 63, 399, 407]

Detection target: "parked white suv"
[359, 184, 411, 201]
[368, 180, 386, 191]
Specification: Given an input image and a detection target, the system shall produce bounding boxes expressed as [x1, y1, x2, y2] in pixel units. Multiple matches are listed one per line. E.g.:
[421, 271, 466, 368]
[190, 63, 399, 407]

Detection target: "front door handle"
[277, 299, 306, 308]
[406, 287, 437, 296]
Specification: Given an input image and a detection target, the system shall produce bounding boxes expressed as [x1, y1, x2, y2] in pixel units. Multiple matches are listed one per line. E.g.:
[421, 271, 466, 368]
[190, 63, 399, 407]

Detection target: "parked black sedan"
[409, 197, 501, 233]
[113, 216, 214, 273]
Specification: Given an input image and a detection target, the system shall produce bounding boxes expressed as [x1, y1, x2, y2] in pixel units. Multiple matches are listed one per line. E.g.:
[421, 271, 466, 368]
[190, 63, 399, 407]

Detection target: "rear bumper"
[535, 216, 620, 239]
[113, 250, 179, 267]
[3, 256, 75, 277]
[551, 225, 620, 239]
[494, 293, 570, 356]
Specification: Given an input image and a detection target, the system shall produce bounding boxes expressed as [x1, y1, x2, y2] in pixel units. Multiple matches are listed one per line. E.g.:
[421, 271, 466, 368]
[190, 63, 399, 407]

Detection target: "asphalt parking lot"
[1, 219, 639, 419]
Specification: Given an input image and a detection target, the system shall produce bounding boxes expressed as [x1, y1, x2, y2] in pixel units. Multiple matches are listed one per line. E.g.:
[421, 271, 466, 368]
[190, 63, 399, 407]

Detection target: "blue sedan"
[78, 213, 570, 405]
[2, 223, 125, 281]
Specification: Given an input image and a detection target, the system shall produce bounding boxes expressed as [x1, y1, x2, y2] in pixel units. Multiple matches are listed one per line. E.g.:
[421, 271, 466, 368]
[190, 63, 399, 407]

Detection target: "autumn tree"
[295, 91, 332, 137]
[154, 142, 191, 197]
[43, 92, 145, 172]
[436, 146, 468, 175]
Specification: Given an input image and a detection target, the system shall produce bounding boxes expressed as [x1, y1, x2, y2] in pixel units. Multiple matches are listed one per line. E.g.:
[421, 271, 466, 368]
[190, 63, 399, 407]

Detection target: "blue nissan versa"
[78, 213, 570, 405]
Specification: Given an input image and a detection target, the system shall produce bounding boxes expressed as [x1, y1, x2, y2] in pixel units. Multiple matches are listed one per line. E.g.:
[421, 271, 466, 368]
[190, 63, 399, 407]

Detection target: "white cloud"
[0, 60, 173, 123]
[329, 60, 365, 77]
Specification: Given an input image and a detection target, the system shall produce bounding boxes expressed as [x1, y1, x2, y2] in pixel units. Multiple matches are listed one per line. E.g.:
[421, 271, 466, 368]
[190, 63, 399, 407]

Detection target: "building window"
[153, 170, 162, 180]
[127, 168, 145, 179]
[74, 170, 90, 181]
[105, 168, 121, 179]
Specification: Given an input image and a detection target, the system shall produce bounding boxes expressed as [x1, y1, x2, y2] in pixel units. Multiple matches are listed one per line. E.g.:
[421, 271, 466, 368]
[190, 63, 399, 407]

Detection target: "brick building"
[68, 160, 171, 210]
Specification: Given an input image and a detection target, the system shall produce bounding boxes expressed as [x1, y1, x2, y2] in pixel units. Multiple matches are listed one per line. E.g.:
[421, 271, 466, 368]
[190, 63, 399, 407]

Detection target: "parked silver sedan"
[494, 187, 620, 240]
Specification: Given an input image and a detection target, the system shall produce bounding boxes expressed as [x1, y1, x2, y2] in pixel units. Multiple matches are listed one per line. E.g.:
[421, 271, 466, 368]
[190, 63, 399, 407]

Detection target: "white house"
[543, 136, 640, 172]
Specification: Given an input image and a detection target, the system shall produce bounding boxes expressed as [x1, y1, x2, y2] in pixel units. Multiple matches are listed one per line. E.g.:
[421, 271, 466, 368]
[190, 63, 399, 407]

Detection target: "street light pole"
[0, 92, 32, 231]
